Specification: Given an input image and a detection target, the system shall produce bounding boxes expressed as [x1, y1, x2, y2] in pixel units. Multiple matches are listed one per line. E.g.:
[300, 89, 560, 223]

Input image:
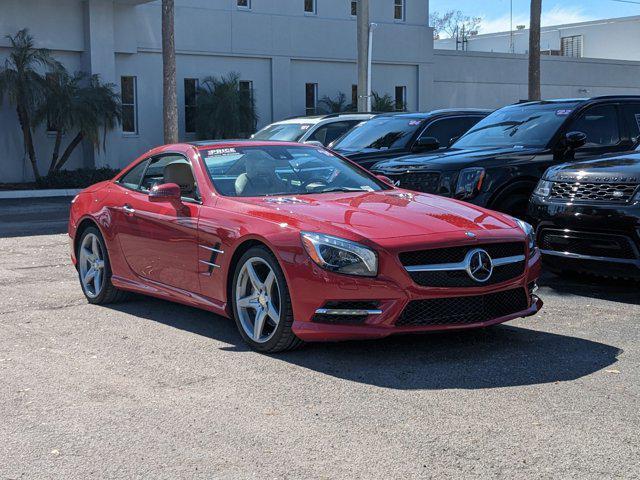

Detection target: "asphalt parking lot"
[1, 198, 639, 479]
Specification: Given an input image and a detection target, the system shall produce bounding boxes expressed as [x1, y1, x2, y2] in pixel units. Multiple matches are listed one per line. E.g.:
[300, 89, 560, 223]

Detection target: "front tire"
[77, 226, 128, 304]
[231, 246, 303, 353]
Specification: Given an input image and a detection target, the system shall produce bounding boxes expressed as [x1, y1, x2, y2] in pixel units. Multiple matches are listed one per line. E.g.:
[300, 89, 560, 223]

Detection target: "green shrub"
[36, 167, 119, 189]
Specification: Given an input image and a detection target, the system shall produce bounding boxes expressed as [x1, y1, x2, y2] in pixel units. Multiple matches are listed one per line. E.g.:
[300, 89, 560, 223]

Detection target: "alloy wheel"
[235, 257, 282, 343]
[79, 233, 106, 299]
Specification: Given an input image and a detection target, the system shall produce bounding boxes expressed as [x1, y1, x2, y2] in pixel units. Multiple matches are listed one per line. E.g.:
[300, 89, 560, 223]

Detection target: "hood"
[335, 148, 410, 163]
[234, 190, 518, 242]
[372, 146, 540, 172]
[545, 152, 640, 183]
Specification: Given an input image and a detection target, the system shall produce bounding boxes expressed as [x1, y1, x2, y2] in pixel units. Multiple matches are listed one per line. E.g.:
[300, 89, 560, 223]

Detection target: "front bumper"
[528, 195, 640, 278]
[288, 246, 542, 342]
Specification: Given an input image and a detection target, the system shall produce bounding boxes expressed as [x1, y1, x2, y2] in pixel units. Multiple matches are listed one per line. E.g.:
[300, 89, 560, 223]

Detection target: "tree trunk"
[16, 105, 41, 181]
[528, 0, 542, 101]
[162, 0, 179, 143]
[55, 131, 84, 172]
[356, 0, 370, 112]
[49, 130, 63, 174]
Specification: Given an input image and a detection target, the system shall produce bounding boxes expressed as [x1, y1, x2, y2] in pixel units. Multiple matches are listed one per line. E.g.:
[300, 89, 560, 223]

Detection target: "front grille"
[400, 242, 525, 266]
[550, 181, 639, 203]
[408, 261, 525, 287]
[396, 288, 529, 327]
[312, 301, 379, 325]
[385, 172, 441, 193]
[540, 229, 638, 260]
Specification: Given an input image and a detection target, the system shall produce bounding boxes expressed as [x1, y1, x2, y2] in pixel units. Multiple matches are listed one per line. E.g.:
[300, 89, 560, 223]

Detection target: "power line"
[610, 0, 640, 4]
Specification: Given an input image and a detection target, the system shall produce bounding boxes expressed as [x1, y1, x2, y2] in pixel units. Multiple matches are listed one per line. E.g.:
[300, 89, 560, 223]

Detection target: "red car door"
[113, 153, 201, 294]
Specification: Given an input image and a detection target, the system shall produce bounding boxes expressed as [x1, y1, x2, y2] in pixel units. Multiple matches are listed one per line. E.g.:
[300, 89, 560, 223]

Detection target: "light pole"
[356, 0, 370, 111]
[366, 22, 377, 111]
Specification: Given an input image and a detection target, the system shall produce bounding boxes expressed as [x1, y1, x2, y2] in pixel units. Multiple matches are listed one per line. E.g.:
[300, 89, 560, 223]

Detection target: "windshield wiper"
[320, 186, 369, 193]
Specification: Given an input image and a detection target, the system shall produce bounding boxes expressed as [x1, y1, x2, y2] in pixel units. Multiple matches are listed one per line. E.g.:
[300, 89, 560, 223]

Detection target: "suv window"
[569, 105, 620, 147]
[140, 154, 199, 201]
[420, 116, 483, 147]
[621, 103, 640, 144]
[117, 160, 149, 190]
[309, 120, 361, 146]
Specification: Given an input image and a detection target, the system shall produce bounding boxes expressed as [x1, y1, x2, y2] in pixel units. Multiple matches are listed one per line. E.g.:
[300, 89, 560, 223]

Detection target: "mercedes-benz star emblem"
[465, 248, 493, 283]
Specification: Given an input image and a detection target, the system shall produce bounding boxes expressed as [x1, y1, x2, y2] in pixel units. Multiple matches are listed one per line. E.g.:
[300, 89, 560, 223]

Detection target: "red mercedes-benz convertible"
[68, 140, 542, 352]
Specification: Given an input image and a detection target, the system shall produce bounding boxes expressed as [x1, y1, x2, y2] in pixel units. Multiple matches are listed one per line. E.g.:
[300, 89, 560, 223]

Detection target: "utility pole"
[509, 0, 514, 53]
[356, 0, 370, 112]
[528, 0, 542, 100]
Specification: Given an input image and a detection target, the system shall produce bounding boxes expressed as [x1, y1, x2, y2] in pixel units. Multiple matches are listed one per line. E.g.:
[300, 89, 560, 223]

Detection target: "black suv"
[528, 150, 640, 279]
[372, 96, 640, 217]
[330, 109, 490, 169]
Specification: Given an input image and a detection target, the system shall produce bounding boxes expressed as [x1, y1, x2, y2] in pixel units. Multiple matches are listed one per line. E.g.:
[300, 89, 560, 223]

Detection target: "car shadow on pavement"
[105, 296, 622, 391]
[539, 271, 640, 306]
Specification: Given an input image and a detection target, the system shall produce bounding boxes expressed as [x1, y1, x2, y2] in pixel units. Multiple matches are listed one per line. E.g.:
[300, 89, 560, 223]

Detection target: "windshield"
[453, 102, 579, 149]
[332, 117, 423, 151]
[200, 145, 386, 197]
[252, 123, 314, 142]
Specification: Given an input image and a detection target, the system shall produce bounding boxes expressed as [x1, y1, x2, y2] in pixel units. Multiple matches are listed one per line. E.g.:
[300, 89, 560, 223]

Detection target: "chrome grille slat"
[550, 181, 639, 203]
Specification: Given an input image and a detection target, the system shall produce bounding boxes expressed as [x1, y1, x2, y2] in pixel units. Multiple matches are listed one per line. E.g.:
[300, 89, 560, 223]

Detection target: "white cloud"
[477, 5, 594, 34]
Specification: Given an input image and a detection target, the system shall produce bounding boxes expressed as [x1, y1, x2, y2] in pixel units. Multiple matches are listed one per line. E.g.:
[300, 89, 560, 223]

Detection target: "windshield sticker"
[207, 147, 237, 156]
[300, 125, 312, 130]
[556, 109, 572, 116]
[635, 114, 640, 132]
[408, 120, 422, 126]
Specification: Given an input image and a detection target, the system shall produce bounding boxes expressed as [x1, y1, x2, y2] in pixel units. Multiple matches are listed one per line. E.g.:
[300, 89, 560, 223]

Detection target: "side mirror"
[149, 183, 182, 203]
[412, 136, 440, 153]
[376, 174, 394, 186]
[565, 131, 587, 149]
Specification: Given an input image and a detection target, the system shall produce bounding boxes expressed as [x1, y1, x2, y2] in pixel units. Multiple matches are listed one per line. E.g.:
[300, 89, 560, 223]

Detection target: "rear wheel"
[77, 226, 128, 304]
[493, 192, 530, 219]
[231, 246, 303, 353]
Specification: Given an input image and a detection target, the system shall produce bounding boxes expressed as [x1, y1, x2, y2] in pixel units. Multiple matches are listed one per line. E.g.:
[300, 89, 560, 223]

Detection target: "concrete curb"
[0, 188, 81, 200]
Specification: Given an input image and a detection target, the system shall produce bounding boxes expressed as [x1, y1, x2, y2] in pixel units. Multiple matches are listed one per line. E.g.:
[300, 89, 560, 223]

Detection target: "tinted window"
[621, 104, 640, 143]
[200, 145, 385, 197]
[569, 105, 620, 147]
[118, 160, 148, 190]
[420, 117, 483, 148]
[332, 117, 424, 151]
[252, 123, 313, 142]
[454, 102, 579, 149]
[309, 121, 361, 146]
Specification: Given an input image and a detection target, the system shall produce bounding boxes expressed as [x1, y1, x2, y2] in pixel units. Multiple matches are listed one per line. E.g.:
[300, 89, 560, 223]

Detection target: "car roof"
[189, 139, 307, 149]
[274, 112, 376, 125]
[373, 108, 492, 120]
[513, 95, 640, 107]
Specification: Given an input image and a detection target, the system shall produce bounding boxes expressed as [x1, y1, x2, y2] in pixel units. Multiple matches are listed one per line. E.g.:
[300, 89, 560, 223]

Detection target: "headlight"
[533, 179, 552, 197]
[455, 167, 485, 199]
[300, 232, 378, 277]
[515, 219, 537, 254]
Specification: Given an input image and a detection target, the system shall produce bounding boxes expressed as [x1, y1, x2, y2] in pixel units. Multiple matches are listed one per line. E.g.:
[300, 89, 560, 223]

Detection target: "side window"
[621, 104, 640, 143]
[569, 105, 621, 147]
[420, 117, 481, 147]
[141, 155, 199, 201]
[117, 160, 149, 191]
[310, 121, 360, 146]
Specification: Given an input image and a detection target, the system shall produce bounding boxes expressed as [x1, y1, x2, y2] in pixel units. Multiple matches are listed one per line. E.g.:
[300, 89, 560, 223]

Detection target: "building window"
[121, 76, 138, 134]
[395, 86, 406, 111]
[237, 0, 251, 9]
[184, 78, 198, 134]
[350, 1, 357, 16]
[561, 35, 582, 58]
[393, 0, 405, 21]
[351, 84, 358, 109]
[304, 0, 317, 14]
[305, 83, 318, 115]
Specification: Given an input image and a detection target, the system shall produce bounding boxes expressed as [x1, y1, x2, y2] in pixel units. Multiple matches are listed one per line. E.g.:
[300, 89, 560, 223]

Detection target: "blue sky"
[430, 0, 640, 34]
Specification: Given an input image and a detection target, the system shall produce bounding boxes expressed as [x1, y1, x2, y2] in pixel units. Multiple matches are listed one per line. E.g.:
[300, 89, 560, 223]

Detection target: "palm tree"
[528, 0, 542, 100]
[371, 92, 395, 112]
[196, 73, 257, 139]
[0, 29, 61, 180]
[318, 92, 349, 114]
[162, 0, 179, 143]
[37, 71, 121, 173]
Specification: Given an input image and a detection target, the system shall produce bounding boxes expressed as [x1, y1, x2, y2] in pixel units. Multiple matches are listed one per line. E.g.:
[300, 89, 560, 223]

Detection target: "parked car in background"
[68, 140, 542, 353]
[528, 149, 640, 279]
[371, 96, 640, 217]
[329, 109, 490, 169]
[251, 113, 375, 146]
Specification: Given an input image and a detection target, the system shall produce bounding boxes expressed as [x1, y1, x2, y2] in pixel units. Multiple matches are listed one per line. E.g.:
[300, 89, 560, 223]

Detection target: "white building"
[435, 16, 640, 62]
[2, 2, 640, 183]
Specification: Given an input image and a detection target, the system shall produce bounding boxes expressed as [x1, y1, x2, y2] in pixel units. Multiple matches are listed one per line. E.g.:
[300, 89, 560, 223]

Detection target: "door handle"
[123, 204, 135, 215]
